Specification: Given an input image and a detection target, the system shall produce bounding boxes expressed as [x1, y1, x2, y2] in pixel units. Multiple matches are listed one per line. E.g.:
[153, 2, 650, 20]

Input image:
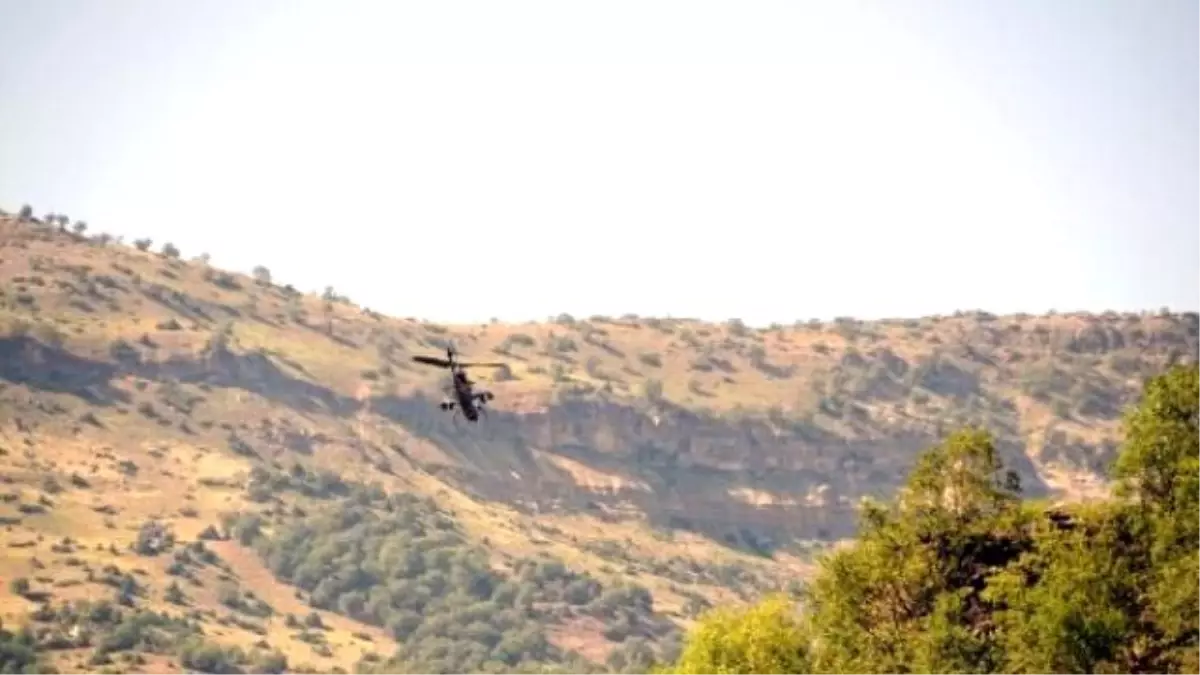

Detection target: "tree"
[984, 504, 1143, 673]
[660, 365, 1200, 675]
[322, 295, 335, 335]
[161, 242, 181, 258]
[165, 580, 187, 605]
[17, 204, 33, 221]
[252, 265, 272, 286]
[1112, 364, 1198, 531]
[666, 594, 810, 674]
[797, 428, 1025, 674]
[641, 379, 664, 402]
[1111, 364, 1199, 671]
[133, 238, 153, 252]
[900, 426, 1021, 528]
[72, 220, 87, 235]
[8, 577, 30, 597]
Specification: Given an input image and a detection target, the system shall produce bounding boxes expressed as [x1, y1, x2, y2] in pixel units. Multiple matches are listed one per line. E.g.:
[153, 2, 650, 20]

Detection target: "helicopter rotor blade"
[412, 355, 454, 368]
[458, 362, 506, 369]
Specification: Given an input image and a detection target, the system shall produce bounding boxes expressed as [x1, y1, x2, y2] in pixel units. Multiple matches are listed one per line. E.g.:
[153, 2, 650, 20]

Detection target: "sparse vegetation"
[0, 210, 1195, 673]
[237, 475, 678, 672]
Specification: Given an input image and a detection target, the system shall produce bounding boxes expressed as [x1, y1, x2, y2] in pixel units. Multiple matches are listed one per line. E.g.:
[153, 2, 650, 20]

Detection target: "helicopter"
[411, 345, 505, 423]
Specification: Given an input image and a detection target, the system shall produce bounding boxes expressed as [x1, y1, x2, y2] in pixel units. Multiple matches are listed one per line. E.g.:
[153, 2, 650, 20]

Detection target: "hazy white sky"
[1, 0, 1196, 325]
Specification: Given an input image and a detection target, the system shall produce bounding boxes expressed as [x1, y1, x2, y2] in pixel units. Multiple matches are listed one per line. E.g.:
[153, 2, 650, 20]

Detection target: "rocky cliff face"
[368, 392, 1086, 549]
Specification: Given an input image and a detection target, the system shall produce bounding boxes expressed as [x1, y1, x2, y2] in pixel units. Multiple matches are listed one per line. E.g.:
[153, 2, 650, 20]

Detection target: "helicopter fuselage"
[454, 370, 480, 422]
[441, 368, 492, 422]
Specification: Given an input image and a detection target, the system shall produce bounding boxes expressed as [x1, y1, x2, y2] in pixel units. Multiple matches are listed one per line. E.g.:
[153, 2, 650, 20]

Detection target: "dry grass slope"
[0, 211, 1195, 673]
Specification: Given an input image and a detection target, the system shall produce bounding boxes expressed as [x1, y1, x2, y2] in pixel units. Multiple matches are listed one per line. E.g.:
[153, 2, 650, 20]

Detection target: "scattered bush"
[639, 352, 663, 368]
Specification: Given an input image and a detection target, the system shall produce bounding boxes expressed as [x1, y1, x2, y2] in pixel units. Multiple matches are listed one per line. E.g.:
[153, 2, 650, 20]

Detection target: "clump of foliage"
[662, 364, 1199, 674]
[241, 479, 677, 673]
[16, 597, 262, 672]
[667, 594, 809, 674]
[0, 622, 42, 674]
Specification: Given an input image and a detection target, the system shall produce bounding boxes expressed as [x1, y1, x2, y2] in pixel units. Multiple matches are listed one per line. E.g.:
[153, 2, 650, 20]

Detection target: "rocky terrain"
[0, 208, 1195, 673]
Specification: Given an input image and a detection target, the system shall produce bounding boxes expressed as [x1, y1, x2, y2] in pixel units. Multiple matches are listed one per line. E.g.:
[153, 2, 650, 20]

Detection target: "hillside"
[662, 366, 1200, 674]
[0, 209, 1196, 673]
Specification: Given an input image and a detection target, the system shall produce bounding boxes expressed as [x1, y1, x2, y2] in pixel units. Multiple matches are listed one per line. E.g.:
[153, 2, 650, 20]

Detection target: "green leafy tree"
[1112, 364, 1199, 671]
[1112, 364, 1198, 549]
[985, 504, 1141, 673]
[802, 428, 1024, 674]
[666, 594, 809, 674]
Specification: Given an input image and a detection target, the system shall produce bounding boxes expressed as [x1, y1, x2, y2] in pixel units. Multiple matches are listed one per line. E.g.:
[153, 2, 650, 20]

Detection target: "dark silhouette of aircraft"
[411, 345, 504, 423]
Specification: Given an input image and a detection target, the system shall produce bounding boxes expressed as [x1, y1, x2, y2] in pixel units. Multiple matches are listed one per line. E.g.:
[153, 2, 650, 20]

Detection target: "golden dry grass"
[0, 213, 1194, 671]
